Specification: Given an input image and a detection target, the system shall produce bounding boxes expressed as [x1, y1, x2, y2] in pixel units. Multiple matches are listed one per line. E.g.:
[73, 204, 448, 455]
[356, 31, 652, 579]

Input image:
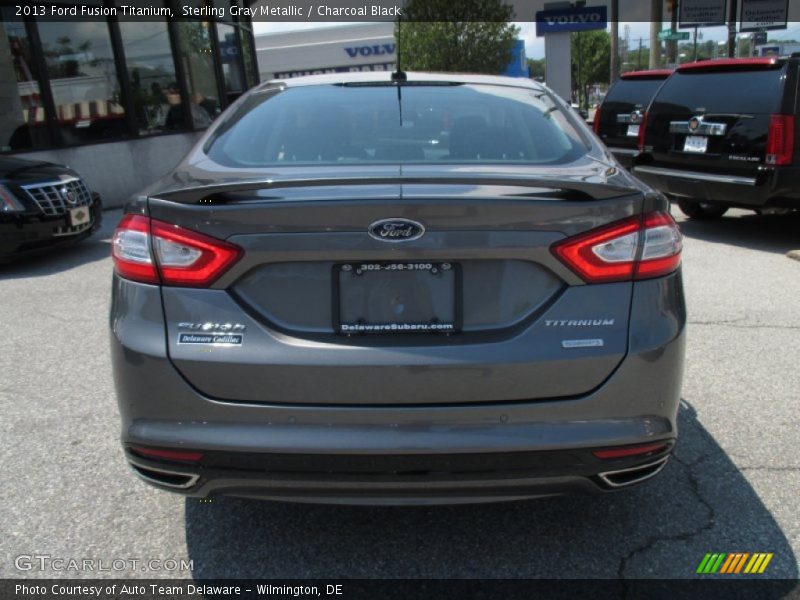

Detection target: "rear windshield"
[652, 68, 784, 114]
[204, 83, 589, 167]
[604, 78, 666, 108]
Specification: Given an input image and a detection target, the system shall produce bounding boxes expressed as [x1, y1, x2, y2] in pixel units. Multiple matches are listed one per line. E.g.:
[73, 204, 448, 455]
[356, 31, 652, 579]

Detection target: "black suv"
[593, 69, 672, 168]
[633, 57, 800, 219]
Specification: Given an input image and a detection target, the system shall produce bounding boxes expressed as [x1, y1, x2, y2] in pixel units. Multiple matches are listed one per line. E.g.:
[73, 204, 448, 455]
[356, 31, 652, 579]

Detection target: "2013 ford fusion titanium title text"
[109, 72, 686, 505]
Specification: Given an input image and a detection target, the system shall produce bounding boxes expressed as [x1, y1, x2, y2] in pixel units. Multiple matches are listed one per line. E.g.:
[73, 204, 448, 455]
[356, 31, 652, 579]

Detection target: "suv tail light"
[112, 214, 242, 287]
[551, 211, 682, 283]
[592, 105, 602, 134]
[766, 114, 795, 166]
[637, 111, 649, 152]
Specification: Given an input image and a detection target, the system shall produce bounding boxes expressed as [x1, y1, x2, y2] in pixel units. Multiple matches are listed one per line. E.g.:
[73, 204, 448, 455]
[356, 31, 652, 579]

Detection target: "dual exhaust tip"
[129, 462, 198, 490]
[597, 456, 670, 489]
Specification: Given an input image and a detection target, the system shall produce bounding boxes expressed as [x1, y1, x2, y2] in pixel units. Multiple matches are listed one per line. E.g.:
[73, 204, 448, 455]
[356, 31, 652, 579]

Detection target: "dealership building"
[0, 2, 258, 207]
[255, 23, 528, 82]
[255, 22, 397, 81]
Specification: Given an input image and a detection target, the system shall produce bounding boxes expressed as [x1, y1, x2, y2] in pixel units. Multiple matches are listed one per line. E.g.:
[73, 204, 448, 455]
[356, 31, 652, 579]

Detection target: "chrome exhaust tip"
[598, 456, 669, 489]
[129, 460, 199, 490]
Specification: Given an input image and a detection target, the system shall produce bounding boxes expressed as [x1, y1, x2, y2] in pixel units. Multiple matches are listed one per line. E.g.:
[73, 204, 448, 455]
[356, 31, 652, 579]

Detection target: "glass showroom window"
[119, 20, 179, 136]
[37, 19, 127, 144]
[216, 23, 245, 104]
[0, 9, 51, 151]
[238, 24, 259, 88]
[175, 21, 221, 130]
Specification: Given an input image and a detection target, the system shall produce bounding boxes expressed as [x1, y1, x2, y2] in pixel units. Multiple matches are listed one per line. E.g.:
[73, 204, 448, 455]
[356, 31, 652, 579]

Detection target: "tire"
[676, 199, 728, 220]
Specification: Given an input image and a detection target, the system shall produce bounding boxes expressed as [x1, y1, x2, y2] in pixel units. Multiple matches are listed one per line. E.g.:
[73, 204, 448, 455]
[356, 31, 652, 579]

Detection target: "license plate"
[626, 124, 640, 137]
[335, 262, 460, 334]
[69, 206, 91, 226]
[683, 135, 708, 153]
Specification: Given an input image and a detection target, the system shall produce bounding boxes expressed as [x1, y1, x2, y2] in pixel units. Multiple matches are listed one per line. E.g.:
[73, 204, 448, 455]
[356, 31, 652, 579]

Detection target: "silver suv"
[110, 72, 685, 505]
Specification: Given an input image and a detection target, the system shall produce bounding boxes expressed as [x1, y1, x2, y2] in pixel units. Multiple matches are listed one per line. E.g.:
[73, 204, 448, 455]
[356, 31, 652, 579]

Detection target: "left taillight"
[551, 211, 682, 284]
[112, 214, 242, 287]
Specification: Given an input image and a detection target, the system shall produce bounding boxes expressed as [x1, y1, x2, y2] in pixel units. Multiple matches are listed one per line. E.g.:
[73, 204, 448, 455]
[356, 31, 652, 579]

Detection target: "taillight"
[637, 111, 648, 152]
[592, 105, 602, 134]
[766, 114, 795, 166]
[112, 214, 242, 287]
[551, 211, 682, 283]
[111, 215, 159, 284]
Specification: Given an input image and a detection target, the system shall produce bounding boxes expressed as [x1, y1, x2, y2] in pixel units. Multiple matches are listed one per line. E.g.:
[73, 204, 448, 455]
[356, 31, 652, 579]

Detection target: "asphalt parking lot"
[1, 207, 799, 581]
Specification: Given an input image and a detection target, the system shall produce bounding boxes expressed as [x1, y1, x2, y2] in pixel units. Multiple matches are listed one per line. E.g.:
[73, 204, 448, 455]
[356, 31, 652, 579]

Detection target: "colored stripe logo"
[697, 553, 773, 574]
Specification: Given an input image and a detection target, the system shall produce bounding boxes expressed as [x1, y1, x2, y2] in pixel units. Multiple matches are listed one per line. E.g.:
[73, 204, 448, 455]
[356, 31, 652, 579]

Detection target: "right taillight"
[766, 114, 795, 166]
[637, 111, 649, 152]
[551, 211, 682, 283]
[112, 214, 242, 287]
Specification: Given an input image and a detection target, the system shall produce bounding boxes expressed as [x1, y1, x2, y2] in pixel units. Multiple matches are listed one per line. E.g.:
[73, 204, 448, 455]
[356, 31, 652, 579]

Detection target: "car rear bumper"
[632, 164, 800, 209]
[0, 194, 102, 260]
[124, 446, 673, 505]
[110, 271, 686, 504]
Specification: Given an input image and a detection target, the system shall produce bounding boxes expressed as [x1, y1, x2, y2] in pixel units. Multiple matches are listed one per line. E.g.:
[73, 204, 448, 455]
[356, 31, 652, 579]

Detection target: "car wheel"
[676, 199, 728, 220]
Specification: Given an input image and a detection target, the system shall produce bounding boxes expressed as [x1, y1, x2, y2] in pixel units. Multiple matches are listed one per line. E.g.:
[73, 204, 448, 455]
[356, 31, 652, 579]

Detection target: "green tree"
[527, 57, 545, 80]
[571, 30, 610, 109]
[396, 0, 519, 74]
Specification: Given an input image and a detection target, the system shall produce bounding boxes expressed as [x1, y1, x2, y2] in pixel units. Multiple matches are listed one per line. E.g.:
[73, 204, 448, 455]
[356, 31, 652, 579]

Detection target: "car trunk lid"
[149, 164, 645, 405]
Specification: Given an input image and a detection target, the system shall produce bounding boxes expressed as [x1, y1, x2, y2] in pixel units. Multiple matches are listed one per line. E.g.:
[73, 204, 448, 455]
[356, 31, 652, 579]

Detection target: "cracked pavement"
[0, 208, 798, 581]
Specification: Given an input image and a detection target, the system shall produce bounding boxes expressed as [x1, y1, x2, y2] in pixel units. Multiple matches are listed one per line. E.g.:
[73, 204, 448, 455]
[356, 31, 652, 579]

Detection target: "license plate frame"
[333, 261, 462, 335]
[68, 206, 91, 227]
[683, 135, 708, 153]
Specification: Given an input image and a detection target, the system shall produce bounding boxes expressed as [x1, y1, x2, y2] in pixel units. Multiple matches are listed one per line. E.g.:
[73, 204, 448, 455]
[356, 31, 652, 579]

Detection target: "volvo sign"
[535, 6, 608, 36]
[344, 43, 396, 58]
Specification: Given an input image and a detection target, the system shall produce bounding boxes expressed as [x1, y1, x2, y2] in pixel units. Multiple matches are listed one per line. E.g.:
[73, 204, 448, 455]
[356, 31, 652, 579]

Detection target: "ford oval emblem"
[368, 218, 425, 243]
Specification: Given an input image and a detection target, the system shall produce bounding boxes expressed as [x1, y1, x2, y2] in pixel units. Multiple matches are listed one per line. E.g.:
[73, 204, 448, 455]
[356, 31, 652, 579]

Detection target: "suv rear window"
[604, 78, 666, 107]
[205, 83, 589, 167]
[652, 68, 784, 114]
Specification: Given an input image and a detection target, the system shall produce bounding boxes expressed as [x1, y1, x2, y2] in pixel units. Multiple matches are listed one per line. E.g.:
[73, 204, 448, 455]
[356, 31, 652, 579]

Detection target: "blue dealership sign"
[535, 6, 608, 36]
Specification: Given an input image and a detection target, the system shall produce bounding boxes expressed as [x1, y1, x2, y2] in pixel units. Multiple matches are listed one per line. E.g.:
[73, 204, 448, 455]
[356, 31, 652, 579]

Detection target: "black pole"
[668, 0, 679, 64]
[638, 37, 643, 70]
[728, 0, 738, 58]
[610, 0, 619, 82]
[693, 27, 698, 61]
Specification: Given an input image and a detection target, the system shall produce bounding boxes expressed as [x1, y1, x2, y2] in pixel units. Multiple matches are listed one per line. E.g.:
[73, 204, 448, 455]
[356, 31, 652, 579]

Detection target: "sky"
[253, 21, 800, 59]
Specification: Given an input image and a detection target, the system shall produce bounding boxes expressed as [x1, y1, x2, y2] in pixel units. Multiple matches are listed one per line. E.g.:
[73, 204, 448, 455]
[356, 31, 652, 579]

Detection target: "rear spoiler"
[152, 176, 639, 205]
[676, 57, 783, 72]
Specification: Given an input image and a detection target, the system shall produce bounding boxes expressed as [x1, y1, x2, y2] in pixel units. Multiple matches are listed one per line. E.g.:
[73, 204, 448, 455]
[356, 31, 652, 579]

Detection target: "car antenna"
[392, 14, 406, 126]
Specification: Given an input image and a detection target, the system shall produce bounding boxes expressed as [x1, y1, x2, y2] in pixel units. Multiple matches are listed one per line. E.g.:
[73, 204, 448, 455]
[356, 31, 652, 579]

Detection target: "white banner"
[679, 0, 728, 28]
[739, 0, 789, 32]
